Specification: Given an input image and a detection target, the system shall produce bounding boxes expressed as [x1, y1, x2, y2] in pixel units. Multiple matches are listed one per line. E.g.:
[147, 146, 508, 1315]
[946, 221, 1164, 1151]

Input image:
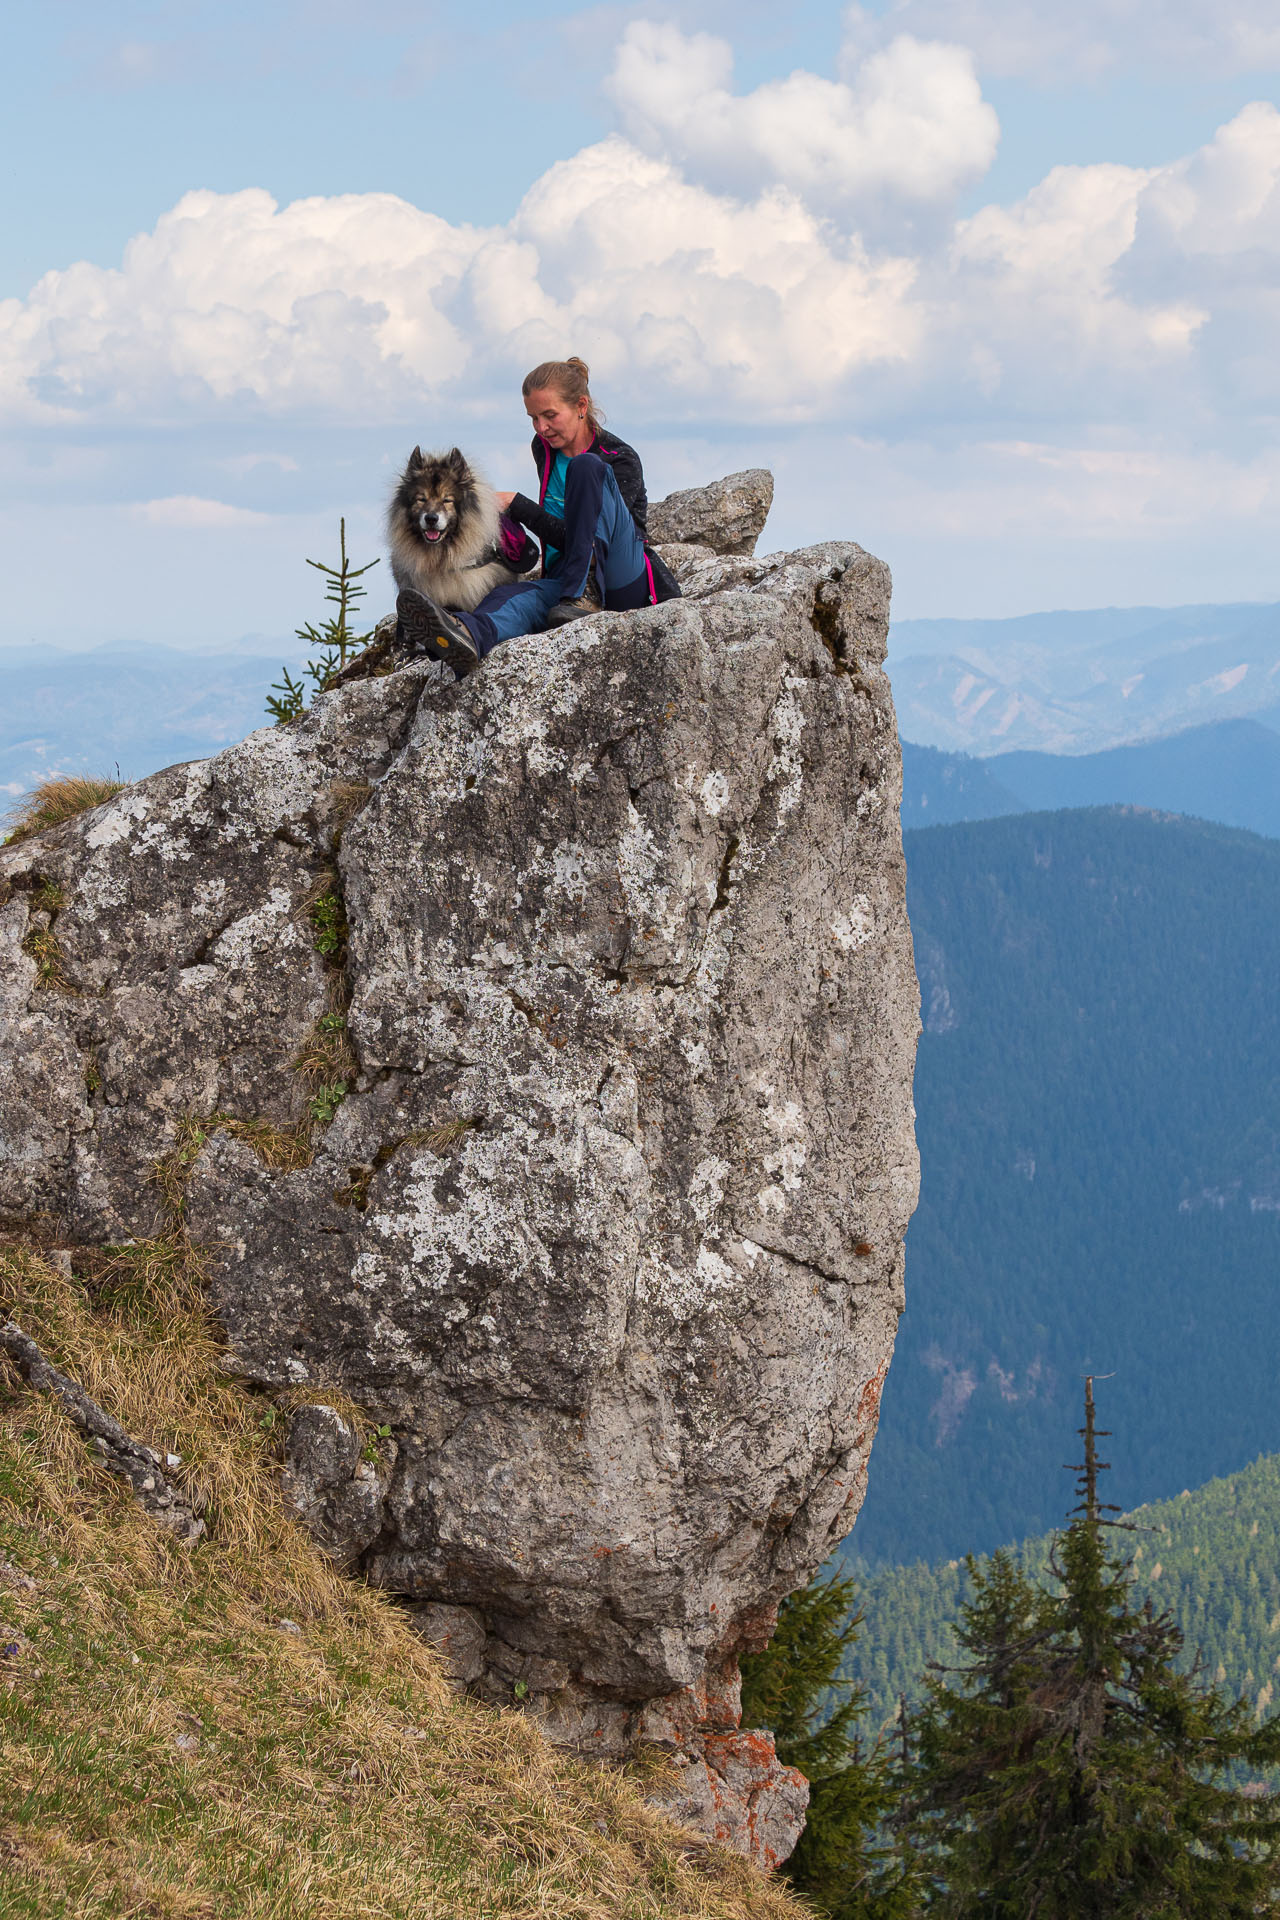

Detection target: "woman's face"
[525, 387, 590, 453]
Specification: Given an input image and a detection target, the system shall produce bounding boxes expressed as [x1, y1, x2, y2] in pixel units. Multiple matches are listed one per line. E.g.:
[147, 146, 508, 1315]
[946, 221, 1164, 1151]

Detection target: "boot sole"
[396, 590, 479, 678]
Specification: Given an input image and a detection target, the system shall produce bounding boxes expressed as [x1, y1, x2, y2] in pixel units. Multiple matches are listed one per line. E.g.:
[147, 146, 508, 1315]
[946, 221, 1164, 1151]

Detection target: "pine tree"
[266, 518, 379, 724]
[903, 1379, 1280, 1916]
[740, 1574, 919, 1918]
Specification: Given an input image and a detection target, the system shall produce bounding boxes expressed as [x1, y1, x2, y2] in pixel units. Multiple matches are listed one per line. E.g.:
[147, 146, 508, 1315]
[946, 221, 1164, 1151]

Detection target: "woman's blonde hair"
[522, 356, 604, 433]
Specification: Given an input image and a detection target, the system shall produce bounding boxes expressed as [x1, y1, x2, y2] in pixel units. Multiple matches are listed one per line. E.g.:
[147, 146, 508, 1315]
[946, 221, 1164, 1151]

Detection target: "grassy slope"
[0, 1238, 805, 1920]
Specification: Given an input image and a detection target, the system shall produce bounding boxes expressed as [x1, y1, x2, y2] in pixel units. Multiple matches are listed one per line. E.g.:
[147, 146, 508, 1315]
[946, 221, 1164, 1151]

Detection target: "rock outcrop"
[0, 489, 919, 1866]
[647, 469, 774, 556]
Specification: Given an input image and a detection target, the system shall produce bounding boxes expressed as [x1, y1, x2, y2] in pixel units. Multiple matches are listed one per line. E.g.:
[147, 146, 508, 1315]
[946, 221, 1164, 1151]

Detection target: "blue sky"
[4, 0, 1280, 644]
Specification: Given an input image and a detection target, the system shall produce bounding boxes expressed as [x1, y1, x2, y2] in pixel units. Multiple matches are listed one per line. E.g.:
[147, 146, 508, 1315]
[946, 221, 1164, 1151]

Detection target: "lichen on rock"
[0, 494, 919, 1866]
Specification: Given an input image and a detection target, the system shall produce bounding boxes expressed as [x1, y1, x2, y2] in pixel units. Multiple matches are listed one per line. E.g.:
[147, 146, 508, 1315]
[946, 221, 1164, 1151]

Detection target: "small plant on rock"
[309, 886, 347, 960]
[308, 1082, 348, 1127]
[267, 519, 380, 724]
[20, 879, 75, 994]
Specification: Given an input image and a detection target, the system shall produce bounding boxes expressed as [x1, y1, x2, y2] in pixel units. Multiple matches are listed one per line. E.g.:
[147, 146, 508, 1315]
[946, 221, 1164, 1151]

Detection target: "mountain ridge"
[839, 1447, 1280, 1741]
[902, 719, 1280, 839]
[888, 599, 1280, 754]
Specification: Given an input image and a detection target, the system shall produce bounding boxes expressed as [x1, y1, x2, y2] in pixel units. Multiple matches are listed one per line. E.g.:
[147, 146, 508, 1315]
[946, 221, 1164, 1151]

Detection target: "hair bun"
[566, 355, 590, 380]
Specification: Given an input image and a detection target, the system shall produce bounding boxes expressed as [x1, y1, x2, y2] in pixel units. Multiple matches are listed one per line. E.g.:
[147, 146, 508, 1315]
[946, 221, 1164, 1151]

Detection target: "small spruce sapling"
[267, 519, 380, 724]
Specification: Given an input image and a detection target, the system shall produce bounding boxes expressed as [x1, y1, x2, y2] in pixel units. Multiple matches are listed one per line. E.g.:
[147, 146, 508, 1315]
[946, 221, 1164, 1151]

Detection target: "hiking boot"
[544, 561, 603, 629]
[396, 588, 480, 677]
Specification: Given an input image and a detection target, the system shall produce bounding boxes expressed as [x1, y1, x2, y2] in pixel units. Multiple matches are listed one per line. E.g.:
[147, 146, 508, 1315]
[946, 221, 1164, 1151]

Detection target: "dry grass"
[214, 1115, 314, 1171]
[18, 880, 77, 993]
[293, 973, 357, 1105]
[154, 1115, 314, 1216]
[20, 925, 75, 994]
[3, 776, 125, 846]
[327, 780, 371, 841]
[0, 1239, 807, 1919]
[410, 1117, 480, 1155]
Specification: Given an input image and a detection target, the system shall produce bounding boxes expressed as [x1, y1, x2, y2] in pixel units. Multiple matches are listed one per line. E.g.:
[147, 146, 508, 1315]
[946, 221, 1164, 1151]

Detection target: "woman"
[396, 357, 679, 677]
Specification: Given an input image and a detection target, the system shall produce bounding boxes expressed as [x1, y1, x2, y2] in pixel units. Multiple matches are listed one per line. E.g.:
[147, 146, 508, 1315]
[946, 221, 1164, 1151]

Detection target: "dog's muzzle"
[418, 511, 450, 543]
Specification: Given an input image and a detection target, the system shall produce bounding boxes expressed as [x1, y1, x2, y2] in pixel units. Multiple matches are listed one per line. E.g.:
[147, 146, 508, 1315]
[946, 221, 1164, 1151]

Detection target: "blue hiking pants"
[456, 453, 653, 659]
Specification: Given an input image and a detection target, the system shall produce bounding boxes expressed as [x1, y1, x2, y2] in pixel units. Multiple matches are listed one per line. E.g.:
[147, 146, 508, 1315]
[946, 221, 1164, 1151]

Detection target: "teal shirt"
[542, 450, 571, 568]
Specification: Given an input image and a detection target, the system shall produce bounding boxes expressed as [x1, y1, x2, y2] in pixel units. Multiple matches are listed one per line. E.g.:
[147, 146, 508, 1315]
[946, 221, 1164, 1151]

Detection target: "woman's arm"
[507, 494, 566, 549]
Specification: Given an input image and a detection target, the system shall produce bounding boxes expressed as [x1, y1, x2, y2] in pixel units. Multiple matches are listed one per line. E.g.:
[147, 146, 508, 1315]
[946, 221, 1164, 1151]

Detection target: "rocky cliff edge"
[0, 475, 920, 1866]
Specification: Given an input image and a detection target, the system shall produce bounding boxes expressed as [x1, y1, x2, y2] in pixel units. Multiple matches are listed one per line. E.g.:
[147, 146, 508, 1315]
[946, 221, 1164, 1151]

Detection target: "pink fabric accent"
[644, 553, 657, 605]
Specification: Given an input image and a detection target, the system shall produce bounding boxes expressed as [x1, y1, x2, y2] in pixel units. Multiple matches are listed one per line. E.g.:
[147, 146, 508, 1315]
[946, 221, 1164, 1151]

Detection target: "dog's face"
[395, 445, 476, 549]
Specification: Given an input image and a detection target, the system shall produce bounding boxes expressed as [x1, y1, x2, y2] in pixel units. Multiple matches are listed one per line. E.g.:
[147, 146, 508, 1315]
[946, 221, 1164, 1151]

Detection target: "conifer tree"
[903, 1379, 1280, 1916]
[267, 518, 379, 724]
[740, 1574, 919, 1918]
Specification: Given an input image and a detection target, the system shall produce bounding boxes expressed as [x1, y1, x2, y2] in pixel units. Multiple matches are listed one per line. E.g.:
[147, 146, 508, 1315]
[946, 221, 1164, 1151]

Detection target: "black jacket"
[509, 428, 680, 603]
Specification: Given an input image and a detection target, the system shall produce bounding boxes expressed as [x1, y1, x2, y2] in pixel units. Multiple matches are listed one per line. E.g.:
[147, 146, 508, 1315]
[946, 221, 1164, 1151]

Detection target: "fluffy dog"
[388, 445, 530, 613]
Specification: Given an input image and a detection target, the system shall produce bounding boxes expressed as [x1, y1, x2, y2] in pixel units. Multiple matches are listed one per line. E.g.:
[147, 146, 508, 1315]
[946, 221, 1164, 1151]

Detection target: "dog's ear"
[446, 446, 468, 477]
[408, 445, 425, 472]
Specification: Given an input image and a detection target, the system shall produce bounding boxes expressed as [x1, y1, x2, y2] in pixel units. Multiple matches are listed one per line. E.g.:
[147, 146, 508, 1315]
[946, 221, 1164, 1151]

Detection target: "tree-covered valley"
[856, 805, 1280, 1567]
[840, 1447, 1280, 1743]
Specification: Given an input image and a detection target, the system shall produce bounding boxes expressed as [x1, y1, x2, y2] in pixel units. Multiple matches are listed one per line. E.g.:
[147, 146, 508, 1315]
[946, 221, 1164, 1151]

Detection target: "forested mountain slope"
[841, 1450, 1280, 1739]
[854, 807, 1280, 1565]
[900, 741, 1026, 828]
[989, 718, 1280, 837]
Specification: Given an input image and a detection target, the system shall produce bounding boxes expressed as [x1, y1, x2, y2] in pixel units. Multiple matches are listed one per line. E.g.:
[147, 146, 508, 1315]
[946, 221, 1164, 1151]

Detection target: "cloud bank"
[606, 21, 998, 212]
[2, 16, 1280, 628]
[4, 22, 1277, 443]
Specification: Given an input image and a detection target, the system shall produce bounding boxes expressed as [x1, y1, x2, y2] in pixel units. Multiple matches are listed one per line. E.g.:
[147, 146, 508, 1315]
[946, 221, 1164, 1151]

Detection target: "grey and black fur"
[388, 446, 521, 613]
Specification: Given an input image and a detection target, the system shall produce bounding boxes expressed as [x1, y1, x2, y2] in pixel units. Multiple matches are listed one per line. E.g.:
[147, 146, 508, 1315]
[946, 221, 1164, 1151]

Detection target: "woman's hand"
[493, 490, 516, 510]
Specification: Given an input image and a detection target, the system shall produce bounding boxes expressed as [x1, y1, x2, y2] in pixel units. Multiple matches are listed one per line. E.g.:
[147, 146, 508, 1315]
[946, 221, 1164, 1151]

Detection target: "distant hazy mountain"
[856, 806, 1280, 1567]
[901, 742, 1028, 829]
[0, 645, 292, 796]
[889, 601, 1280, 754]
[902, 719, 1280, 839]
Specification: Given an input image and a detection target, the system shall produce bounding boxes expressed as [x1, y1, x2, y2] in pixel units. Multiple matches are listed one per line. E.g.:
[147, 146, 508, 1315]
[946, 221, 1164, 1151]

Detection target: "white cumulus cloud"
[922, 102, 1280, 428]
[0, 89, 1277, 447]
[1, 22, 1280, 627]
[0, 146, 922, 431]
[0, 186, 480, 425]
[607, 21, 999, 211]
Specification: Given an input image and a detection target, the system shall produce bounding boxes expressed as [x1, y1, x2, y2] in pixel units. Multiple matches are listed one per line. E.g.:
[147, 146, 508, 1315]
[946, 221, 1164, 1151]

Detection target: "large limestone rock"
[647, 469, 774, 555]
[0, 529, 919, 1864]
